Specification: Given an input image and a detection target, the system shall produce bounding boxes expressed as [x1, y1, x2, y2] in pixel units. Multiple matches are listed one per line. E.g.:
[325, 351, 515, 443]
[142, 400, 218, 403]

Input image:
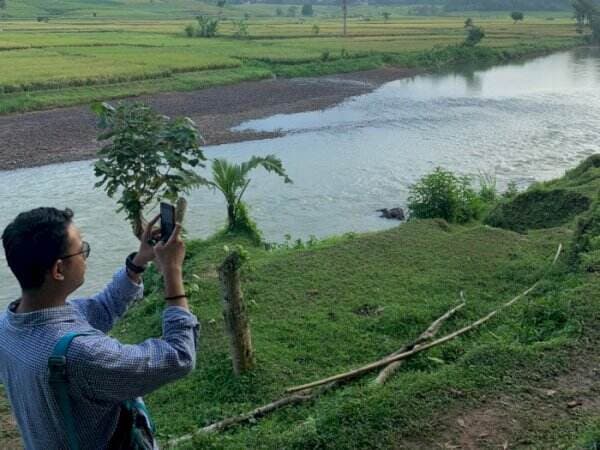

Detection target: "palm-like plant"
[208, 155, 292, 236]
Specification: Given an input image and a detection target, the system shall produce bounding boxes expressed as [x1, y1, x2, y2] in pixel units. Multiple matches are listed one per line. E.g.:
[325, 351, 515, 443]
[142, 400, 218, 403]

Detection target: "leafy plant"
[478, 171, 497, 202]
[464, 17, 473, 28]
[196, 15, 219, 38]
[464, 26, 485, 46]
[312, 24, 320, 35]
[92, 102, 207, 236]
[510, 11, 524, 23]
[206, 156, 292, 241]
[408, 167, 483, 223]
[382, 11, 391, 22]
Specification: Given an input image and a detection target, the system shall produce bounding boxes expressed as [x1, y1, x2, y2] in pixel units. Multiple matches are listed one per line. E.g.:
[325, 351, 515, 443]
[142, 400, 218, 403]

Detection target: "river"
[1, 48, 599, 306]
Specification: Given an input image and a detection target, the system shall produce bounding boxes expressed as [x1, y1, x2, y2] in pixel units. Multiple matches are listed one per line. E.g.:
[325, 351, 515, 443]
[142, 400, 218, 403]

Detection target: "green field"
[0, 12, 583, 114]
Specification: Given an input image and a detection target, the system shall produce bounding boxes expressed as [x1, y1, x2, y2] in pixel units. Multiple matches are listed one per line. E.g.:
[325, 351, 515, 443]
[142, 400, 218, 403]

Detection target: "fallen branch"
[166, 383, 338, 447]
[286, 244, 562, 393]
[373, 299, 466, 385]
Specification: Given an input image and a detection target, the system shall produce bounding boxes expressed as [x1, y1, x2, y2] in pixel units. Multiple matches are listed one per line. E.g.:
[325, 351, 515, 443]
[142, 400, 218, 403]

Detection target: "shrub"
[464, 26, 485, 46]
[407, 168, 483, 223]
[478, 171, 497, 203]
[184, 24, 196, 37]
[510, 11, 524, 23]
[485, 189, 591, 233]
[233, 20, 249, 38]
[312, 23, 320, 35]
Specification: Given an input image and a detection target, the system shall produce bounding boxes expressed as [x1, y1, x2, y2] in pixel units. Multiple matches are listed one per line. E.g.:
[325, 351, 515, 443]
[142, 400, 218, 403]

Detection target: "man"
[0, 207, 199, 449]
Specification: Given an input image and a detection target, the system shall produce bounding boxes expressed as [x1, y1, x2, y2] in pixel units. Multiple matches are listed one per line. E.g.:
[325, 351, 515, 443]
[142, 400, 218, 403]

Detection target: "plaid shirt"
[0, 268, 200, 450]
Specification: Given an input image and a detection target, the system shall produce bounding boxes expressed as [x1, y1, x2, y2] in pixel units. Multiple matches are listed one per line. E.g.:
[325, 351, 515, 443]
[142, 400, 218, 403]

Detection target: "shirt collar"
[6, 299, 80, 327]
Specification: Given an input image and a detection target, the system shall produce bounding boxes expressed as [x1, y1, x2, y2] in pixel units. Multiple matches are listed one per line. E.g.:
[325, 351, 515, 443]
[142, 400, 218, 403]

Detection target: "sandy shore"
[0, 67, 420, 171]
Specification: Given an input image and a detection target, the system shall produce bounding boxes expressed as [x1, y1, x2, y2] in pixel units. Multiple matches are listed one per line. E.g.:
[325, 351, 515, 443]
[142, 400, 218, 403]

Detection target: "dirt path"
[0, 68, 419, 171]
[397, 345, 600, 450]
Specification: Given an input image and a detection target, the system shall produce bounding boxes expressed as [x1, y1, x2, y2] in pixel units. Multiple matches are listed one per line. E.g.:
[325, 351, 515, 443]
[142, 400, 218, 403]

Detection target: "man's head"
[2, 207, 87, 294]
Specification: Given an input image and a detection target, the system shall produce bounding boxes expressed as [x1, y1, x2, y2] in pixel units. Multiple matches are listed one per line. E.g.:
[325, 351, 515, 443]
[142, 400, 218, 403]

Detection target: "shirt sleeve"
[70, 267, 144, 333]
[68, 306, 199, 403]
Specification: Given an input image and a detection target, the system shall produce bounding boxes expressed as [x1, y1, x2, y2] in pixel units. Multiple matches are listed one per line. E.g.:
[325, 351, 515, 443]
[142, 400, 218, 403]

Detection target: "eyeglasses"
[60, 241, 91, 260]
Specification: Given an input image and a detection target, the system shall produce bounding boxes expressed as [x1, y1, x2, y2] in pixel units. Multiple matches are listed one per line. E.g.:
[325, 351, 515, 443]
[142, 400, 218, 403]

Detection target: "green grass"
[1, 157, 599, 448]
[0, 15, 584, 114]
[104, 155, 598, 449]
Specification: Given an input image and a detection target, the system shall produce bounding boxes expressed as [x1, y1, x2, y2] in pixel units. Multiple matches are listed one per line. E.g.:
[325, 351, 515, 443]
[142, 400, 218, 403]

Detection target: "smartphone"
[160, 202, 176, 243]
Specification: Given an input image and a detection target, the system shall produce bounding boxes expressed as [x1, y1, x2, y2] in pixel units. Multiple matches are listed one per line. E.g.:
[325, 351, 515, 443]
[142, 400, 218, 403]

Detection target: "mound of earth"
[484, 189, 591, 233]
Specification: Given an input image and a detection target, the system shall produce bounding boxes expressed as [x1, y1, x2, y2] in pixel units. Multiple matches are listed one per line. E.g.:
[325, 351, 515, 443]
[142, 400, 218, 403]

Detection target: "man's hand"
[154, 223, 185, 279]
[154, 224, 188, 309]
[133, 214, 161, 268]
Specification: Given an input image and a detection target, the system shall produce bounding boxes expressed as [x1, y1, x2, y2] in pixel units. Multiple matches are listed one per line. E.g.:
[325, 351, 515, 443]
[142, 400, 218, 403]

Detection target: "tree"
[464, 25, 485, 46]
[275, 7, 283, 16]
[572, 0, 600, 41]
[301, 4, 313, 16]
[312, 23, 320, 34]
[0, 0, 6, 9]
[287, 5, 297, 17]
[206, 156, 292, 239]
[217, 0, 226, 8]
[464, 17, 473, 28]
[382, 11, 391, 22]
[511, 11, 524, 23]
[196, 15, 219, 37]
[92, 102, 207, 237]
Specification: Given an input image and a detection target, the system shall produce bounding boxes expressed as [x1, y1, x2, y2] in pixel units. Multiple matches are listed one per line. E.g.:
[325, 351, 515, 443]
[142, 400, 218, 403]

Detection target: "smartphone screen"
[160, 202, 176, 242]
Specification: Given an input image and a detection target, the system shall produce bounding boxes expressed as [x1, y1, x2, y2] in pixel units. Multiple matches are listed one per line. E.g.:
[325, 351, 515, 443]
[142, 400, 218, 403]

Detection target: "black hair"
[2, 207, 74, 291]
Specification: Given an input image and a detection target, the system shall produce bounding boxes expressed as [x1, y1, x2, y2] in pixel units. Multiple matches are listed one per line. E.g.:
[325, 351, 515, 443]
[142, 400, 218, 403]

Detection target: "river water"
[1, 48, 599, 306]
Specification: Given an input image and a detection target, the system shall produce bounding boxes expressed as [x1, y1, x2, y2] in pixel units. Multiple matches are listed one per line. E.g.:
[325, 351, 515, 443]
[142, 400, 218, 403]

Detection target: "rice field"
[0, 13, 583, 113]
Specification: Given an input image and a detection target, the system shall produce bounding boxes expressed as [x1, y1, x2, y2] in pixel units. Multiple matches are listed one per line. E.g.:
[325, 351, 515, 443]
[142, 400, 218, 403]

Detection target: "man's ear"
[50, 259, 65, 281]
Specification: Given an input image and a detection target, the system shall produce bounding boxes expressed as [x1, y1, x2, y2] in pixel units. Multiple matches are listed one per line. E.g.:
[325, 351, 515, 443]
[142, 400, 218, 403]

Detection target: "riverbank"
[0, 67, 419, 171]
[0, 40, 584, 172]
[1, 155, 599, 449]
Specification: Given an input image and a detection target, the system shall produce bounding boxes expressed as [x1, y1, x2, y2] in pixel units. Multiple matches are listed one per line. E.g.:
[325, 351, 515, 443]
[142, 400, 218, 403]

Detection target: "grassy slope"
[0, 158, 599, 448]
[0, 14, 584, 114]
[107, 203, 595, 447]
[115, 157, 598, 449]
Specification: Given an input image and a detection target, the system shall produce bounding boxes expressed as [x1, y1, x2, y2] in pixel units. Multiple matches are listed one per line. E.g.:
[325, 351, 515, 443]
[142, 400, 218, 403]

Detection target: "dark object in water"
[377, 207, 405, 220]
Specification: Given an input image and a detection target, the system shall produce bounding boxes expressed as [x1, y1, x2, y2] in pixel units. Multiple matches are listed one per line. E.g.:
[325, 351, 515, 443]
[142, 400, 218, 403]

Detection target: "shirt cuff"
[115, 267, 144, 300]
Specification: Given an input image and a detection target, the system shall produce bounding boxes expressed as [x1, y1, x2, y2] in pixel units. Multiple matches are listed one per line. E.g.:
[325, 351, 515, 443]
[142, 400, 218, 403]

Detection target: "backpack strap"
[48, 331, 95, 450]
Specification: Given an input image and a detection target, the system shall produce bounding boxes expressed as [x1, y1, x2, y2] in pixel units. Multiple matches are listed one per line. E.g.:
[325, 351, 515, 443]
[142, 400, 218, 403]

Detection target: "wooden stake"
[219, 251, 255, 376]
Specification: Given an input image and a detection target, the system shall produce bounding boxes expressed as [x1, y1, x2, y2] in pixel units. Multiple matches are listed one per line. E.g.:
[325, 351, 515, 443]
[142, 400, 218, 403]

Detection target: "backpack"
[48, 331, 158, 450]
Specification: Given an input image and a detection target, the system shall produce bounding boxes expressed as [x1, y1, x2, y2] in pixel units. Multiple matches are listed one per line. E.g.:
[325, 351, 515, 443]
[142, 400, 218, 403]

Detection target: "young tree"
[233, 19, 249, 38]
[510, 11, 524, 23]
[464, 17, 473, 28]
[312, 23, 320, 34]
[275, 7, 283, 16]
[207, 156, 292, 239]
[301, 4, 313, 16]
[382, 11, 391, 22]
[92, 102, 207, 237]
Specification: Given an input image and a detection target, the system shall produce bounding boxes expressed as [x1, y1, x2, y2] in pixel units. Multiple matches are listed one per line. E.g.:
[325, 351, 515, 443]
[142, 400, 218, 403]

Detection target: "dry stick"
[373, 299, 466, 385]
[166, 383, 338, 447]
[286, 244, 562, 394]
